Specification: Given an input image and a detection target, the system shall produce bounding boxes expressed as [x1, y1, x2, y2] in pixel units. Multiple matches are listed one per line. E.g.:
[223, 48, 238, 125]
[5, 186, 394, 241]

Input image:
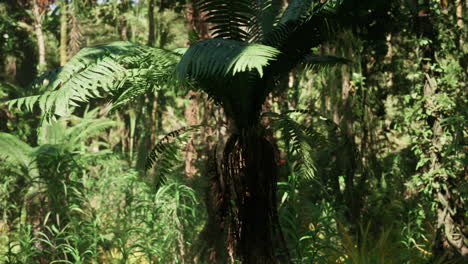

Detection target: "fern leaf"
[279, 0, 314, 24]
[37, 109, 117, 151]
[146, 125, 202, 171]
[7, 42, 181, 117]
[176, 39, 280, 80]
[263, 111, 327, 180]
[248, 0, 284, 42]
[145, 126, 203, 186]
[302, 55, 350, 66]
[195, 0, 253, 41]
[0, 132, 34, 168]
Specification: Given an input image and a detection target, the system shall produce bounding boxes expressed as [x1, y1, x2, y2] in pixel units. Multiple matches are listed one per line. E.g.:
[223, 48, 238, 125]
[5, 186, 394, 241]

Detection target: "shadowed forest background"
[0, 0, 466, 263]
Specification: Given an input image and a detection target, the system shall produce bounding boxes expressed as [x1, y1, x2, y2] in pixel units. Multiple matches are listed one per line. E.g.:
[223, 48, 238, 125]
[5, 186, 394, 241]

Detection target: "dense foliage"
[0, 0, 466, 263]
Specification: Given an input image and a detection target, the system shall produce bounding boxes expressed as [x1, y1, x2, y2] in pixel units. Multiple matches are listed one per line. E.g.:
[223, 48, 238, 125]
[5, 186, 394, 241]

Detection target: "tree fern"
[6, 42, 181, 118]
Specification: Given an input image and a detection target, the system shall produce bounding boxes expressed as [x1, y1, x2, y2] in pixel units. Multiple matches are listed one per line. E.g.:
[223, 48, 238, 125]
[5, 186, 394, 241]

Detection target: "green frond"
[111, 47, 182, 110]
[195, 0, 253, 41]
[263, 111, 326, 180]
[300, 55, 350, 72]
[265, 17, 336, 75]
[302, 55, 350, 66]
[37, 108, 117, 152]
[279, 0, 341, 24]
[0, 132, 34, 168]
[176, 39, 280, 80]
[279, 0, 314, 24]
[7, 42, 181, 117]
[260, 0, 345, 76]
[248, 0, 284, 42]
[66, 120, 117, 149]
[146, 125, 202, 185]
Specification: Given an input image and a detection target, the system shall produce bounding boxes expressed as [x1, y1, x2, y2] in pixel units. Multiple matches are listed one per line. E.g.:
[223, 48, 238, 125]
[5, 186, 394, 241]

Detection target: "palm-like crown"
[7, 0, 346, 129]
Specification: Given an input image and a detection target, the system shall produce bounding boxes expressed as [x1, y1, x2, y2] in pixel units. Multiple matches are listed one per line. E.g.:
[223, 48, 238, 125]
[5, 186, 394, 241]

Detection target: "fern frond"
[263, 111, 326, 180]
[66, 120, 117, 149]
[279, 0, 314, 24]
[37, 108, 117, 151]
[7, 42, 181, 117]
[195, 0, 253, 41]
[0, 132, 34, 168]
[146, 125, 202, 170]
[146, 125, 203, 186]
[177, 39, 280, 80]
[248, 0, 283, 42]
[111, 47, 181, 110]
[279, 0, 341, 24]
[257, 0, 346, 77]
[302, 55, 350, 66]
[297, 54, 350, 72]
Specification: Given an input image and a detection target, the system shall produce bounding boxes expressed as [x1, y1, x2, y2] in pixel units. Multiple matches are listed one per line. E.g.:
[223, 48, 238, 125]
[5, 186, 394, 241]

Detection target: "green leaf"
[176, 39, 280, 79]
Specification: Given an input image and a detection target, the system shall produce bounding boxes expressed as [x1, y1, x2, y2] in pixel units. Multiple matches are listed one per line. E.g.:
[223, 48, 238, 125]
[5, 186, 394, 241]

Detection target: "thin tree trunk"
[119, 0, 129, 41]
[456, 0, 465, 45]
[32, 0, 46, 72]
[456, 0, 464, 28]
[59, 0, 68, 66]
[68, 3, 83, 57]
[159, 0, 166, 11]
[147, 0, 155, 46]
[184, 90, 199, 178]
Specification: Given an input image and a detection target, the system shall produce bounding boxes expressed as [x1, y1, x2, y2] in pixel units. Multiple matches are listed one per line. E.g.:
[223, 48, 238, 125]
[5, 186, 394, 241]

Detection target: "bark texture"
[147, 0, 155, 46]
[59, 0, 68, 66]
[32, 0, 46, 71]
[217, 130, 289, 263]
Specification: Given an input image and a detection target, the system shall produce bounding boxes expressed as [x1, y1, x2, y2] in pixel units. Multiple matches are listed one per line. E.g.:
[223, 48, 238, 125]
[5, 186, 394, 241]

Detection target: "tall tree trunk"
[455, 0, 463, 28]
[183, 0, 212, 178]
[184, 90, 199, 178]
[159, 0, 166, 11]
[186, 0, 211, 41]
[68, 3, 83, 57]
[147, 0, 155, 46]
[119, 0, 129, 41]
[59, 0, 68, 66]
[455, 0, 464, 45]
[31, 0, 46, 72]
[339, 67, 361, 232]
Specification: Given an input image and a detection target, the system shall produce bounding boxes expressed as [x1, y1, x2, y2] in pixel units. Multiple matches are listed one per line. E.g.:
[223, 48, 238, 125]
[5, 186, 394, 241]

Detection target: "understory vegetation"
[0, 0, 466, 263]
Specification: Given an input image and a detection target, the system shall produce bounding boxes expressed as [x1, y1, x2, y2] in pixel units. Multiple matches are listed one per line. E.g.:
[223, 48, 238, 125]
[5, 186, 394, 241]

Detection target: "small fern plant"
[4, 0, 348, 262]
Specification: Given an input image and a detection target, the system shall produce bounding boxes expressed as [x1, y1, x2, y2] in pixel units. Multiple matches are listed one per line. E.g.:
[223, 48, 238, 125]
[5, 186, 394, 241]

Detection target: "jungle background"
[0, 0, 466, 263]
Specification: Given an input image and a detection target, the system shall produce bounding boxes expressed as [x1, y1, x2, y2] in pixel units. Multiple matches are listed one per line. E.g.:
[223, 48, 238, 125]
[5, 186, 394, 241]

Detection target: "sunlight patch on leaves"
[176, 39, 280, 80]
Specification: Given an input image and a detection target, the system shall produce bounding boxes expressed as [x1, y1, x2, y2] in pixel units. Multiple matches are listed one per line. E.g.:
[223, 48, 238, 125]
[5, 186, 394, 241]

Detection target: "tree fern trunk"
[217, 129, 289, 263]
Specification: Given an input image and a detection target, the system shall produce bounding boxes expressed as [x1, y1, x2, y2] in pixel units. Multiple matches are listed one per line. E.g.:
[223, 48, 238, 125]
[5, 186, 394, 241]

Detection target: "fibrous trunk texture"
[216, 130, 289, 263]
